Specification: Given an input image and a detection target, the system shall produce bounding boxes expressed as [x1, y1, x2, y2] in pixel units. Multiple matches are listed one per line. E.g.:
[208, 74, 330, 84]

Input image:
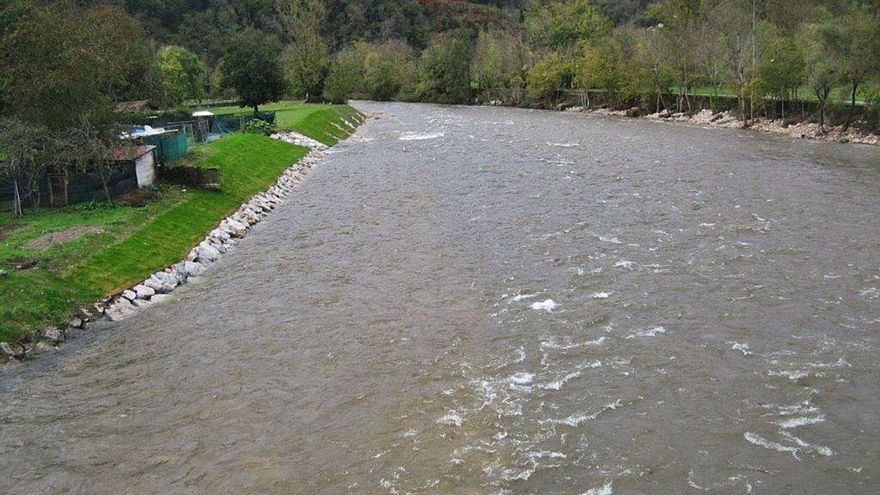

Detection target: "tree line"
[1, 1, 879, 193]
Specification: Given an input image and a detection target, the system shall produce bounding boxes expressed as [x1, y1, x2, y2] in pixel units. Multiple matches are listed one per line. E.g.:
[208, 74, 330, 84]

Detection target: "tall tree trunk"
[253, 105, 259, 114]
[843, 80, 858, 132]
[816, 88, 827, 133]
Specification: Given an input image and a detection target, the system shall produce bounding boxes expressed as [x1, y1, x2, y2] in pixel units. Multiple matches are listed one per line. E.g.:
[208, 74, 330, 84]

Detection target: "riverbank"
[567, 106, 880, 146]
[0, 103, 364, 362]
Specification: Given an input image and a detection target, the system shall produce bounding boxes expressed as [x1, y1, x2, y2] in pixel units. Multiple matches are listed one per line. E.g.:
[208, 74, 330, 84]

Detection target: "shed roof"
[111, 144, 156, 161]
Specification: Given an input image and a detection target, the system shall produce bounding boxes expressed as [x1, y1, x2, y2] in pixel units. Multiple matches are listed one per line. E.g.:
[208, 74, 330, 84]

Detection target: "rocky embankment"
[569, 107, 880, 146]
[1, 146, 328, 365]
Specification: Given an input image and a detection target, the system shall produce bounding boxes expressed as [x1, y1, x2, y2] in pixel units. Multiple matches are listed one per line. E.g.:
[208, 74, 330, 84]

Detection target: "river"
[1, 102, 879, 494]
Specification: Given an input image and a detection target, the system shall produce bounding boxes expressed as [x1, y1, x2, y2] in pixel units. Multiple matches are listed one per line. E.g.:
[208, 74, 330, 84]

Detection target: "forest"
[1, 0, 879, 167]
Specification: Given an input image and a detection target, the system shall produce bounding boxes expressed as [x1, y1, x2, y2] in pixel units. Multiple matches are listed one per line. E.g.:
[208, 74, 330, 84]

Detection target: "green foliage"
[220, 28, 288, 113]
[471, 29, 529, 103]
[0, 1, 151, 130]
[279, 0, 331, 102]
[576, 31, 628, 103]
[323, 48, 363, 103]
[244, 119, 275, 136]
[525, 0, 612, 53]
[153, 45, 207, 107]
[527, 52, 575, 106]
[753, 27, 804, 100]
[363, 41, 419, 101]
[417, 31, 474, 104]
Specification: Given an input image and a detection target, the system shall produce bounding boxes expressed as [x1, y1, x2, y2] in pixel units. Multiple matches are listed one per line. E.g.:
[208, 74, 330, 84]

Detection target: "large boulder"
[43, 326, 64, 344]
[144, 272, 178, 294]
[195, 242, 220, 262]
[183, 261, 206, 277]
[105, 298, 139, 321]
[133, 284, 155, 299]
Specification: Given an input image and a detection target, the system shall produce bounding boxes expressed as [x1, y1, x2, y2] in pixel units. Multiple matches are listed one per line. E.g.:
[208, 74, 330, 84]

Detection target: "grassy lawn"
[206, 100, 364, 145]
[0, 103, 362, 345]
[680, 83, 878, 105]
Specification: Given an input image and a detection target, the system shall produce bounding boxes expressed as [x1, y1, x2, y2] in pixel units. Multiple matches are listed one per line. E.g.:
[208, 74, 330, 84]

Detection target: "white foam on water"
[508, 372, 535, 386]
[437, 411, 464, 427]
[545, 400, 623, 427]
[727, 341, 753, 355]
[542, 361, 602, 390]
[592, 292, 614, 299]
[614, 260, 635, 269]
[768, 369, 810, 381]
[578, 267, 603, 275]
[547, 141, 580, 147]
[540, 336, 605, 350]
[531, 299, 558, 312]
[777, 415, 826, 429]
[400, 131, 444, 141]
[743, 432, 800, 457]
[510, 293, 538, 302]
[542, 371, 582, 391]
[581, 482, 613, 495]
[626, 326, 666, 339]
[599, 236, 622, 244]
[699, 223, 716, 227]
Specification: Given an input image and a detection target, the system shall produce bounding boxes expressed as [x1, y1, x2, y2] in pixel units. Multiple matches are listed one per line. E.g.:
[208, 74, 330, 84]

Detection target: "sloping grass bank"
[0, 103, 363, 347]
[209, 101, 363, 145]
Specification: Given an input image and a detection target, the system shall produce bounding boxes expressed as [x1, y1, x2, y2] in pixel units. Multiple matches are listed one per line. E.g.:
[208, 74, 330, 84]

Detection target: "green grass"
[0, 103, 361, 345]
[679, 83, 879, 105]
[206, 100, 365, 145]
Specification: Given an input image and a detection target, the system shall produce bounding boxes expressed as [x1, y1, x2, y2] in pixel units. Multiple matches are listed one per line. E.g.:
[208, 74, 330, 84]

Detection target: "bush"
[527, 52, 575, 107]
[244, 119, 274, 136]
[417, 30, 474, 104]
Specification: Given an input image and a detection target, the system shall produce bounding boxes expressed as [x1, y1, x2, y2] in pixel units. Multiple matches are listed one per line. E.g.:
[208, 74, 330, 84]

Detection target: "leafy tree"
[0, 1, 151, 130]
[527, 51, 575, 107]
[647, 0, 701, 112]
[833, 4, 880, 130]
[417, 30, 474, 104]
[153, 45, 207, 107]
[220, 28, 288, 113]
[278, 0, 330, 102]
[363, 41, 418, 101]
[799, 18, 839, 132]
[752, 27, 804, 117]
[323, 47, 363, 103]
[576, 30, 627, 106]
[621, 26, 675, 111]
[471, 29, 528, 104]
[525, 0, 612, 54]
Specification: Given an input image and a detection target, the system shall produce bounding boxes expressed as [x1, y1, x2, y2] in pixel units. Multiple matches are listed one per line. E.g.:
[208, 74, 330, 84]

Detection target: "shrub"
[244, 119, 274, 136]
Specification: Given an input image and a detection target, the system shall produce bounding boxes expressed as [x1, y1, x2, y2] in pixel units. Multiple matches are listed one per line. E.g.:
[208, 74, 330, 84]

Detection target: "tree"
[799, 19, 838, 132]
[833, 4, 880, 130]
[277, 0, 330, 102]
[525, 0, 612, 54]
[647, 0, 701, 113]
[576, 30, 627, 107]
[220, 28, 288, 114]
[0, 1, 152, 130]
[752, 27, 804, 118]
[363, 41, 418, 101]
[323, 47, 363, 103]
[153, 45, 207, 107]
[417, 30, 474, 104]
[471, 29, 528, 104]
[527, 51, 575, 107]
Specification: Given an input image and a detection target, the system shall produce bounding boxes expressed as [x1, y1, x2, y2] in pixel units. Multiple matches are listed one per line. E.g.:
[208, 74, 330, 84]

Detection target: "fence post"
[13, 179, 22, 217]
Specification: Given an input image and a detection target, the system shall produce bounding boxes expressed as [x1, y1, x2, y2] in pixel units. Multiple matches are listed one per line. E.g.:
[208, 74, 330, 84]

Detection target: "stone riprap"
[1, 148, 328, 363]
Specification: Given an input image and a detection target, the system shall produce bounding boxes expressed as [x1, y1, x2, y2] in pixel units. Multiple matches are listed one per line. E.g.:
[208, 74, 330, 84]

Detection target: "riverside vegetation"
[0, 103, 363, 358]
[1, 1, 878, 354]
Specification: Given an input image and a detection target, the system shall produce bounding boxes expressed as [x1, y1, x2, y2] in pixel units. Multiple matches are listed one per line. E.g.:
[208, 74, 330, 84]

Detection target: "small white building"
[113, 144, 157, 187]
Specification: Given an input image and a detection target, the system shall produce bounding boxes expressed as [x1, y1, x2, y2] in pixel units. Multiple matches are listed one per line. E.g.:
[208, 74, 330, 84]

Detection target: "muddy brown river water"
[1, 102, 879, 494]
